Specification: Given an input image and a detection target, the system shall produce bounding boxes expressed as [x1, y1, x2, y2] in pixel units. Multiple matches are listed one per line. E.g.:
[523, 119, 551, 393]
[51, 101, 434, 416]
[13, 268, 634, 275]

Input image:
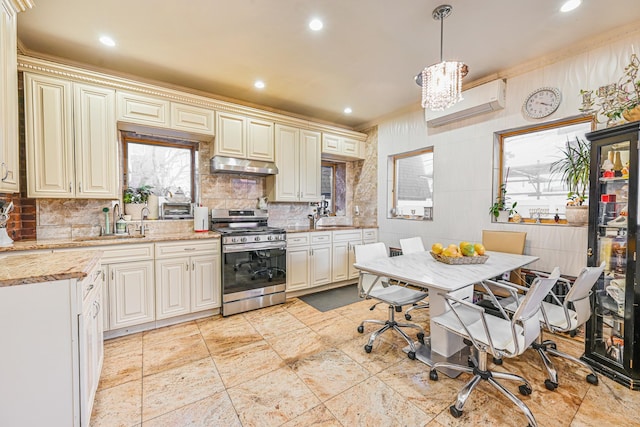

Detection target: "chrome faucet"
[138, 206, 150, 236]
[310, 209, 329, 229]
[113, 203, 120, 234]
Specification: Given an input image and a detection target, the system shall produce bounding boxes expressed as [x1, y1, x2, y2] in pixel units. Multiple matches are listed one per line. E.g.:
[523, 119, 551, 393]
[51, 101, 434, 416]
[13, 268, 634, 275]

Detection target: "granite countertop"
[284, 225, 378, 233]
[0, 250, 103, 287]
[0, 231, 221, 253]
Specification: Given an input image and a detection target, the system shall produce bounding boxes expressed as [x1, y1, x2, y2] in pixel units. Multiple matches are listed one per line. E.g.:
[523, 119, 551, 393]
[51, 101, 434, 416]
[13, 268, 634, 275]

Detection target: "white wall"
[377, 32, 640, 276]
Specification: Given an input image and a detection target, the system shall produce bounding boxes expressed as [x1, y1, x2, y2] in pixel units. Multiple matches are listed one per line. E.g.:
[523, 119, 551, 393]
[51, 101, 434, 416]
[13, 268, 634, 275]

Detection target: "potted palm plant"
[551, 137, 590, 225]
[123, 184, 153, 220]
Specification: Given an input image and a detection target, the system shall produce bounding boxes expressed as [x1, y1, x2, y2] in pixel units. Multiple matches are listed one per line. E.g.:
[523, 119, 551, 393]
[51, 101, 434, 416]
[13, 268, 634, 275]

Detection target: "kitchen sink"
[74, 234, 147, 242]
[315, 225, 355, 228]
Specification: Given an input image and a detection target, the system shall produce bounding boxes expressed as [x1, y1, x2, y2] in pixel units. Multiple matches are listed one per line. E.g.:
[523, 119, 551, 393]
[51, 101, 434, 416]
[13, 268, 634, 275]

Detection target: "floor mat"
[299, 284, 361, 312]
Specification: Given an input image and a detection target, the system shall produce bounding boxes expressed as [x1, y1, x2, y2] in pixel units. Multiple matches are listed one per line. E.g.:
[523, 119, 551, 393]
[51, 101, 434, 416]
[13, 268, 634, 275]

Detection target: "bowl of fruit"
[430, 241, 488, 265]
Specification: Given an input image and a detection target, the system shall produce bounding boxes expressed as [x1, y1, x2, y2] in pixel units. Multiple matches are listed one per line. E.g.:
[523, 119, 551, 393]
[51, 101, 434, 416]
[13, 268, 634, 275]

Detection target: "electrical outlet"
[354, 205, 360, 216]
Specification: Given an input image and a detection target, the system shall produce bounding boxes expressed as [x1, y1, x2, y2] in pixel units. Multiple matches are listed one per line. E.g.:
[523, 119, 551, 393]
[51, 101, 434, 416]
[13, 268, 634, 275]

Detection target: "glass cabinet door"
[591, 140, 630, 365]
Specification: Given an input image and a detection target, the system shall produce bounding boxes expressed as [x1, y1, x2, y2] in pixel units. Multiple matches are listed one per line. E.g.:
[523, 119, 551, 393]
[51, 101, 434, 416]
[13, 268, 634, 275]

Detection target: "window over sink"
[122, 132, 198, 202]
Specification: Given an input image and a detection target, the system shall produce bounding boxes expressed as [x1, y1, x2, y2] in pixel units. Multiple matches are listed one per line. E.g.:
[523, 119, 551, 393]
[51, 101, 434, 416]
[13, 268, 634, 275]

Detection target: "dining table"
[353, 250, 539, 373]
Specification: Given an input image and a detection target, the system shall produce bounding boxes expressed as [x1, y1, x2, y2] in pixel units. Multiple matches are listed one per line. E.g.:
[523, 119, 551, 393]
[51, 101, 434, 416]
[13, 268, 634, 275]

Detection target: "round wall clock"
[523, 87, 562, 119]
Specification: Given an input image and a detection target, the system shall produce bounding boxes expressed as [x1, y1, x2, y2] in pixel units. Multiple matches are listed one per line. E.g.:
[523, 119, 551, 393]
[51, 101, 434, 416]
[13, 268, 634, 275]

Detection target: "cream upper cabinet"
[0, 0, 19, 193]
[25, 73, 118, 198]
[322, 132, 364, 160]
[116, 90, 169, 127]
[268, 124, 321, 202]
[171, 102, 215, 135]
[215, 111, 274, 160]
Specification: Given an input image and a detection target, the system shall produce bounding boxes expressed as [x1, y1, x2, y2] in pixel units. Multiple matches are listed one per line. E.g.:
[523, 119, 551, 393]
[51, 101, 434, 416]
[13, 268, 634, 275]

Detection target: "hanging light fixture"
[415, 4, 468, 111]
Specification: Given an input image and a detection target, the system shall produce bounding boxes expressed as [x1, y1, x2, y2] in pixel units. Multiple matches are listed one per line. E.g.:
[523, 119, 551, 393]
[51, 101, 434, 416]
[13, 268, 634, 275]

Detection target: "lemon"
[442, 247, 458, 257]
[474, 243, 486, 256]
[431, 242, 444, 254]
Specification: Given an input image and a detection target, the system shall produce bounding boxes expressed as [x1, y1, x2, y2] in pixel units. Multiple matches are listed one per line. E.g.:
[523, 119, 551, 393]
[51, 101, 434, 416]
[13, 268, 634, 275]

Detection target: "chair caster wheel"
[364, 344, 372, 353]
[357, 325, 364, 333]
[570, 330, 577, 337]
[586, 374, 598, 385]
[549, 342, 557, 350]
[417, 332, 425, 344]
[519, 384, 532, 396]
[405, 313, 412, 320]
[449, 405, 463, 418]
[544, 379, 557, 391]
[493, 357, 503, 365]
[407, 351, 416, 360]
[467, 357, 475, 368]
[463, 338, 473, 346]
[395, 306, 402, 313]
[429, 370, 438, 381]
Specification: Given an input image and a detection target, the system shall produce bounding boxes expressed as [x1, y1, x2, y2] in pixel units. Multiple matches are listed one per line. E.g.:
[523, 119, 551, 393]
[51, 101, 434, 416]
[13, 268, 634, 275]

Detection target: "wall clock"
[523, 87, 562, 119]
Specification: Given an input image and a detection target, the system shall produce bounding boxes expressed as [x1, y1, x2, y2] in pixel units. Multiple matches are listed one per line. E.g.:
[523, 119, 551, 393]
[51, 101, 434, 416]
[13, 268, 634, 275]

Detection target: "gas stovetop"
[213, 226, 286, 236]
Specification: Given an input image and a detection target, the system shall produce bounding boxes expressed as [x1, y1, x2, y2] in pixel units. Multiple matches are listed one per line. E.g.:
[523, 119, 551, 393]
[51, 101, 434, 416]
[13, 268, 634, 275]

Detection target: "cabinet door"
[170, 102, 215, 135]
[310, 244, 332, 287]
[109, 260, 155, 329]
[74, 83, 118, 198]
[25, 73, 74, 198]
[79, 278, 103, 427]
[272, 124, 299, 202]
[321, 133, 341, 155]
[332, 241, 349, 282]
[116, 91, 169, 127]
[299, 129, 322, 201]
[247, 118, 274, 161]
[0, 2, 19, 193]
[156, 257, 191, 320]
[191, 253, 220, 311]
[215, 111, 246, 157]
[342, 138, 361, 158]
[286, 246, 310, 291]
[348, 239, 361, 279]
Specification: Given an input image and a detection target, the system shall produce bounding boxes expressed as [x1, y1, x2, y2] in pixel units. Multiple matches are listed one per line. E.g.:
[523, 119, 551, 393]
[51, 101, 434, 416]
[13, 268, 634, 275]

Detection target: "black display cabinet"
[584, 121, 640, 389]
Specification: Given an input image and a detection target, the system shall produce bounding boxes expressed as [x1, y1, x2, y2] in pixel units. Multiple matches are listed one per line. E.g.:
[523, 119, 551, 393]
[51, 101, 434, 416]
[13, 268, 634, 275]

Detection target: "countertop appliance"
[210, 208, 286, 316]
[161, 202, 193, 219]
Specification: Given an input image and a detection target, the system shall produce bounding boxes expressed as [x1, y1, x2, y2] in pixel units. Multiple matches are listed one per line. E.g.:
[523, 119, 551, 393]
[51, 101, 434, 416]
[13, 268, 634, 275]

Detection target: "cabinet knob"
[69, 182, 73, 193]
[587, 247, 593, 257]
[0, 162, 8, 181]
[79, 182, 82, 193]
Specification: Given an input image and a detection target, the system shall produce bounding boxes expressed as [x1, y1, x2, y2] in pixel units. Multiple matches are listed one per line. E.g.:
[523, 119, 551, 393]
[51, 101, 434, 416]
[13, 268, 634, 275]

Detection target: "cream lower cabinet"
[332, 229, 363, 282]
[24, 73, 118, 198]
[0, 0, 20, 193]
[286, 232, 332, 291]
[155, 240, 220, 320]
[0, 260, 102, 427]
[268, 124, 322, 202]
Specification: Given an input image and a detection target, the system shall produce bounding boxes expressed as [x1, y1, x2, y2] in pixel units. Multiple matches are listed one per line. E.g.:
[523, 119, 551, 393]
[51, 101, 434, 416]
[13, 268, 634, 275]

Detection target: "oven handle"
[223, 242, 287, 253]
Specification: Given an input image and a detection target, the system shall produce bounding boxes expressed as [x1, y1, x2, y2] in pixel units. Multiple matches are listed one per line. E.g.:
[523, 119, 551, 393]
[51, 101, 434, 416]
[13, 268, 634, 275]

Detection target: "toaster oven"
[161, 202, 193, 219]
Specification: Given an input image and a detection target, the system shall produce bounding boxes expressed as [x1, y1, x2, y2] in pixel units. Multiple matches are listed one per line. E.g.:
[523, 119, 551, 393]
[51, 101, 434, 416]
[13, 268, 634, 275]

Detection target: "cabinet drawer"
[116, 91, 169, 126]
[99, 243, 154, 263]
[310, 232, 331, 245]
[363, 229, 378, 241]
[287, 233, 310, 246]
[155, 240, 219, 258]
[332, 230, 362, 242]
[170, 102, 215, 135]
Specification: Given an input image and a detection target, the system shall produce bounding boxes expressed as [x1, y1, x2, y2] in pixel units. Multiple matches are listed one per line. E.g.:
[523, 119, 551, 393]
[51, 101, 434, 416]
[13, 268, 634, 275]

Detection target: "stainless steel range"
[211, 209, 286, 316]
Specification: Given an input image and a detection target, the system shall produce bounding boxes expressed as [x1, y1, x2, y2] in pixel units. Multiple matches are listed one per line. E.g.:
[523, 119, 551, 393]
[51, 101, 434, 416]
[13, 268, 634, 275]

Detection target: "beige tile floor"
[91, 298, 640, 427]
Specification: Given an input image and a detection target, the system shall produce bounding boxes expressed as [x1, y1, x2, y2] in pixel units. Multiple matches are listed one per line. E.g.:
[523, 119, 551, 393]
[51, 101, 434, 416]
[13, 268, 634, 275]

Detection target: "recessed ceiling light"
[99, 36, 116, 47]
[254, 80, 265, 89]
[309, 18, 323, 31]
[560, 0, 581, 12]
[344, 107, 352, 114]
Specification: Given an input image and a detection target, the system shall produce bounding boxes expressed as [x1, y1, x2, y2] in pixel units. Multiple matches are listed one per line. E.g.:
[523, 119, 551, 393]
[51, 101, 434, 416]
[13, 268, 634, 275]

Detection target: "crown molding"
[17, 55, 367, 141]
[5, 0, 34, 13]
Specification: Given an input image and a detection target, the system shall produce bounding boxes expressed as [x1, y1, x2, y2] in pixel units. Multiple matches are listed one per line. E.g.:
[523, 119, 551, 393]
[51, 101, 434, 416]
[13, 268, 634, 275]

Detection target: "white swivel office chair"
[355, 242, 428, 360]
[429, 269, 560, 427]
[398, 237, 429, 320]
[485, 262, 606, 390]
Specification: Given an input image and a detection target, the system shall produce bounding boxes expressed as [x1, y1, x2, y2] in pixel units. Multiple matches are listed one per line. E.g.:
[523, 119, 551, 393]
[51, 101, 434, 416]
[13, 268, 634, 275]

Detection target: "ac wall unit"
[425, 79, 506, 127]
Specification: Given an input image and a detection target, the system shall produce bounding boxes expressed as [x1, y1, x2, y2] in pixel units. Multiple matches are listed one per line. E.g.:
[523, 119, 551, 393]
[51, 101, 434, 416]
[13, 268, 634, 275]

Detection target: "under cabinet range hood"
[210, 156, 278, 176]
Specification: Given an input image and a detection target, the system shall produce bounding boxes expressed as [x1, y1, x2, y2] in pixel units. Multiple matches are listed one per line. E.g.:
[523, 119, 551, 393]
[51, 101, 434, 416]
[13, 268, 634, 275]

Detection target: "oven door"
[221, 241, 286, 303]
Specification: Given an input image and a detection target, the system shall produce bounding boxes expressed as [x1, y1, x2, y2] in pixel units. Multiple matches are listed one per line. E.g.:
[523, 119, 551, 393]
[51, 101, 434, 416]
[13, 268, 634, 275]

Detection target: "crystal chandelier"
[416, 5, 468, 111]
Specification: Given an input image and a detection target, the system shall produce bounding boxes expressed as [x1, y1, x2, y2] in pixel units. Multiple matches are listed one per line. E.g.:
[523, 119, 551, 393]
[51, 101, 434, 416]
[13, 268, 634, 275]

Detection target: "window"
[321, 161, 346, 215]
[498, 116, 594, 222]
[389, 148, 434, 219]
[122, 133, 198, 201]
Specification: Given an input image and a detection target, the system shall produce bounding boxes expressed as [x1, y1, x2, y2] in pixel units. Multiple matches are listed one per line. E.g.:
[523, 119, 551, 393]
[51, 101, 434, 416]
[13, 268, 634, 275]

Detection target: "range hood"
[210, 155, 278, 176]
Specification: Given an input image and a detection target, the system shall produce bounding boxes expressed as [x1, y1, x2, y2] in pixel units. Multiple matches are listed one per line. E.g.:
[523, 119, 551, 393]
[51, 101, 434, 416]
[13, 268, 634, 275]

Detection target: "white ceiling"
[16, 1, 640, 129]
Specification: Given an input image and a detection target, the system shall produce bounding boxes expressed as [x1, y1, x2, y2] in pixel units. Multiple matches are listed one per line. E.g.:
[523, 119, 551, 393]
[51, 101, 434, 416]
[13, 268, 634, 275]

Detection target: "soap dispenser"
[115, 215, 127, 235]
